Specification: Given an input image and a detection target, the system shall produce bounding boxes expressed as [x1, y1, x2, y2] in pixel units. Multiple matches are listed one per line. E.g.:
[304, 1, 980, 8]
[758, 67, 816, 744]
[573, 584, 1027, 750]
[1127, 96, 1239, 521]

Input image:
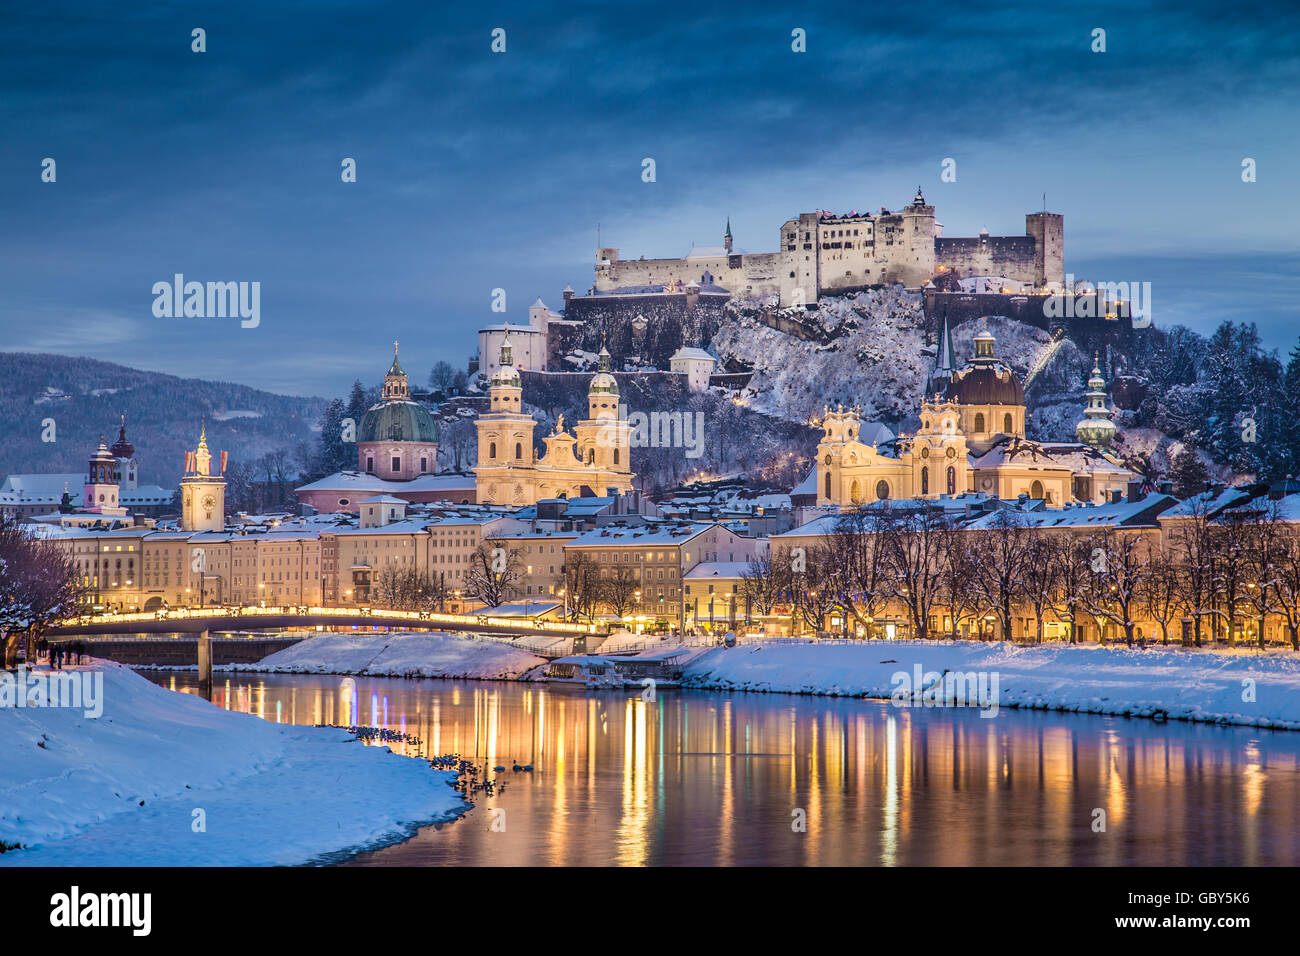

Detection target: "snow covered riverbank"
[228, 631, 546, 680]
[681, 640, 1300, 730]
[0, 661, 466, 866]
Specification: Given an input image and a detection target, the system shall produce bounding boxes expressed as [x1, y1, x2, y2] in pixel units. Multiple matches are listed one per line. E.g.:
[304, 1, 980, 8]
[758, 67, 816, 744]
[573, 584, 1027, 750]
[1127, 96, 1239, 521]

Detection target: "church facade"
[474, 340, 633, 507]
[817, 322, 1133, 509]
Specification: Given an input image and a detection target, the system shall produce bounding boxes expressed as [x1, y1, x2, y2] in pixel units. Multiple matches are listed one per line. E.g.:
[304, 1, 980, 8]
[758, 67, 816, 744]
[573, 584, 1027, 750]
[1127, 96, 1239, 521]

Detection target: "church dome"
[943, 325, 1024, 406]
[359, 399, 439, 444]
[944, 364, 1025, 406]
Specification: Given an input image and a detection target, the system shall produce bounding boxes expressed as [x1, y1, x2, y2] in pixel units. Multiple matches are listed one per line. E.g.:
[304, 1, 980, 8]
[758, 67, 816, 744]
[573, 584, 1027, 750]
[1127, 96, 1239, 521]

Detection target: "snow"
[681, 640, 1300, 728]
[232, 631, 545, 680]
[0, 660, 464, 866]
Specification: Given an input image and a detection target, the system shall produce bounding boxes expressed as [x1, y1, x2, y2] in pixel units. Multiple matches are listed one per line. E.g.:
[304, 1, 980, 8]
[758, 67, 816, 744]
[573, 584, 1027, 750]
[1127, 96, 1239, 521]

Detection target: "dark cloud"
[1, 0, 1297, 396]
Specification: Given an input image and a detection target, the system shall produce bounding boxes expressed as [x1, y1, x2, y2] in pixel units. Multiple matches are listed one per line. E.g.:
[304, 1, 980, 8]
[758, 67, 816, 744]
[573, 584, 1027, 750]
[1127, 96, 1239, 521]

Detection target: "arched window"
[1003, 412, 1013, 434]
[588, 448, 595, 464]
[921, 466, 929, 495]
[825, 473, 831, 499]
[974, 412, 985, 433]
[875, 480, 889, 501]
[489, 442, 496, 460]
[515, 442, 523, 460]
[946, 466, 956, 495]
[1030, 479, 1044, 500]
[850, 479, 860, 503]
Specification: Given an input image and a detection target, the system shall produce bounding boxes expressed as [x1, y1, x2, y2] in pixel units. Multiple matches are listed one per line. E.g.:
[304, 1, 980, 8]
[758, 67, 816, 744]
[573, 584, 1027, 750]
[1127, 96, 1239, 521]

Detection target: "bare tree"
[882, 505, 952, 641]
[563, 552, 602, 622]
[1020, 529, 1058, 644]
[1171, 498, 1216, 647]
[0, 520, 86, 666]
[966, 510, 1034, 642]
[1141, 542, 1185, 645]
[1241, 502, 1283, 649]
[1273, 524, 1300, 650]
[1081, 530, 1149, 646]
[463, 538, 525, 608]
[740, 547, 785, 617]
[600, 566, 640, 618]
[828, 508, 891, 637]
[1048, 533, 1093, 644]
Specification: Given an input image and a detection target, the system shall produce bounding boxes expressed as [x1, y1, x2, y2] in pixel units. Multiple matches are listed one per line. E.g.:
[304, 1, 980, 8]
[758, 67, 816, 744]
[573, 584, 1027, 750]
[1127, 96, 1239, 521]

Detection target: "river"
[144, 670, 1300, 866]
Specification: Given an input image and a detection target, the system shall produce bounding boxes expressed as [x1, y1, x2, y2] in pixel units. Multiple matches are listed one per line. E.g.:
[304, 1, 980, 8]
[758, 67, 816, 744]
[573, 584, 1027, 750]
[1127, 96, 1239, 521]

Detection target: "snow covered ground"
[681, 640, 1300, 729]
[0, 661, 465, 866]
[229, 631, 546, 680]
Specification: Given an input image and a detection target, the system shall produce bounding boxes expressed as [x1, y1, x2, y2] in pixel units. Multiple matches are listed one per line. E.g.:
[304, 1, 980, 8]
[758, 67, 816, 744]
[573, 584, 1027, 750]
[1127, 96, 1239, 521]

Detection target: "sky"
[2, 0, 1298, 399]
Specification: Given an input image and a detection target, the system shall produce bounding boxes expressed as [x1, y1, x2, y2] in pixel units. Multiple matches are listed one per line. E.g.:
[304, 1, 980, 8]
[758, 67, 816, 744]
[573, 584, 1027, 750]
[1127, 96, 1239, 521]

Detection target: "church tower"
[474, 338, 539, 505]
[83, 436, 125, 514]
[1076, 355, 1117, 452]
[574, 346, 631, 474]
[180, 422, 227, 532]
[110, 415, 138, 491]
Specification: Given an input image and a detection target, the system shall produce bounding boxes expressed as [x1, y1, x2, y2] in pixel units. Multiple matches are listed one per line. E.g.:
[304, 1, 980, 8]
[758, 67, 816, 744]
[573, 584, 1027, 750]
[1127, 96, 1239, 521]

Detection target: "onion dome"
[110, 415, 134, 458]
[1076, 354, 1117, 451]
[588, 345, 619, 396]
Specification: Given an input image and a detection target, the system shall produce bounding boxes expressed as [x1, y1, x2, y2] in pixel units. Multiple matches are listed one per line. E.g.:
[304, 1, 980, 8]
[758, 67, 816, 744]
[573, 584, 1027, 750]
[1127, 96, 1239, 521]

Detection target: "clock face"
[202, 494, 216, 512]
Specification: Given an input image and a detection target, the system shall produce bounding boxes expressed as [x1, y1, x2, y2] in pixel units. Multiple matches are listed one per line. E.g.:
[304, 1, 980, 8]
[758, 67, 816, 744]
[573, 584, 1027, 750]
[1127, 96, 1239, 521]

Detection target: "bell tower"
[180, 422, 227, 532]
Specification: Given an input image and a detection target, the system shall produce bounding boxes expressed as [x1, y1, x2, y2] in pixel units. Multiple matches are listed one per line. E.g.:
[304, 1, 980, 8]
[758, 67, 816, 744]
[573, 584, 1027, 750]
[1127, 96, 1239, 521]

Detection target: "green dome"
[358, 399, 439, 443]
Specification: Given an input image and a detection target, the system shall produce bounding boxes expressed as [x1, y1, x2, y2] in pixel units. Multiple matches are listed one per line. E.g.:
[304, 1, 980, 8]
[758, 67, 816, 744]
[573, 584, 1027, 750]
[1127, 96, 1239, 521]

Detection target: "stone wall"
[560, 293, 730, 369]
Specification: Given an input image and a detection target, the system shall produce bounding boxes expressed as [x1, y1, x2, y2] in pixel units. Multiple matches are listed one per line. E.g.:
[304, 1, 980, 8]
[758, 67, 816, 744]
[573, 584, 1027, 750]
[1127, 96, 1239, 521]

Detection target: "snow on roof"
[296, 471, 476, 493]
[477, 601, 561, 617]
[566, 522, 717, 548]
[684, 561, 753, 579]
[1161, 486, 1252, 517]
[671, 347, 716, 362]
[358, 495, 407, 504]
[789, 467, 818, 497]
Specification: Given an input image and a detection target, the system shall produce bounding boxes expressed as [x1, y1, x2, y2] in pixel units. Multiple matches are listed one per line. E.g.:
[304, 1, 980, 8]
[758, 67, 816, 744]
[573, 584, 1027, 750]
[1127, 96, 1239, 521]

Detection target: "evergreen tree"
[1169, 445, 1210, 498]
[317, 398, 348, 473]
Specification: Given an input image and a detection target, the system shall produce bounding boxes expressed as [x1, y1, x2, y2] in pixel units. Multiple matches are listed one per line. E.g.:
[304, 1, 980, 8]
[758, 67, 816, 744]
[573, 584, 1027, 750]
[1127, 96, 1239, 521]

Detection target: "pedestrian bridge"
[47, 605, 603, 642]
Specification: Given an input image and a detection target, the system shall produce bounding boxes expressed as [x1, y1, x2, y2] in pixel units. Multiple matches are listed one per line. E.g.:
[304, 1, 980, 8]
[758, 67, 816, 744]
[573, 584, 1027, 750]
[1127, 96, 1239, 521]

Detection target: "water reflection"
[152, 672, 1300, 867]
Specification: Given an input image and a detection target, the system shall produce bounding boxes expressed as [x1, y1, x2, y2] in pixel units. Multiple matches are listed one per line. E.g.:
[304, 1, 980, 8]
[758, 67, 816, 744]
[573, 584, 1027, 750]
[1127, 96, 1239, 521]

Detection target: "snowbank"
[232, 631, 545, 680]
[682, 640, 1300, 729]
[0, 661, 464, 866]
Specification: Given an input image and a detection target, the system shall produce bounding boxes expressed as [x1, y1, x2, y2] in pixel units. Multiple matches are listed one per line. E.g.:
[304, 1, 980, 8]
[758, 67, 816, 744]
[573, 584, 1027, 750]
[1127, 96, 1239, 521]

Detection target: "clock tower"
[180, 422, 227, 532]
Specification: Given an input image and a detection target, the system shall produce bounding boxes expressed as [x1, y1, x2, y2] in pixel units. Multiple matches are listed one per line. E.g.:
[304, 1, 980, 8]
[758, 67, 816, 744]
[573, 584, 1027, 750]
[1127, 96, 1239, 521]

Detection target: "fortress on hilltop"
[592, 189, 1064, 304]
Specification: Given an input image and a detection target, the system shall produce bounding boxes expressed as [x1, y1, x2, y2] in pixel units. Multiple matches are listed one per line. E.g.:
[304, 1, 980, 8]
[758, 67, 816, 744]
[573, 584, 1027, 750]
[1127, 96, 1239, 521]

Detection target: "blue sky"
[2, 0, 1297, 397]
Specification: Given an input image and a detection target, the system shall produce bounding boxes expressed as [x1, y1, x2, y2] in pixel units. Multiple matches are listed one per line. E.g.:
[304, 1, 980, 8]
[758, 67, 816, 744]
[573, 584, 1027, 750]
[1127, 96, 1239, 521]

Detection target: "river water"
[145, 671, 1300, 866]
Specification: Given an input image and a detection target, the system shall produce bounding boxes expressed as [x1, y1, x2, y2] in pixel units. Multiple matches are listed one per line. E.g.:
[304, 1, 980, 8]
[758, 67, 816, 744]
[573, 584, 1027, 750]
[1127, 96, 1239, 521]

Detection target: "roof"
[684, 561, 753, 579]
[943, 363, 1024, 406]
[566, 522, 718, 548]
[296, 472, 476, 493]
[670, 347, 716, 363]
[359, 495, 407, 504]
[358, 398, 439, 444]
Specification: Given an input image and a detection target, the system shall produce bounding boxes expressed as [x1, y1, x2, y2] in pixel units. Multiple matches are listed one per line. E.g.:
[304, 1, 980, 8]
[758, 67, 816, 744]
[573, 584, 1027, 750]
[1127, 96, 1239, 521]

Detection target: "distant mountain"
[0, 353, 326, 488]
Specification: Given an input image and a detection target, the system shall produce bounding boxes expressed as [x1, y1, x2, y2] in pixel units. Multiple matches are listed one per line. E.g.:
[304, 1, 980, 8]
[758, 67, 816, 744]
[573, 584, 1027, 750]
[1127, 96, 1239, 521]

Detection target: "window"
[824, 473, 831, 499]
[489, 442, 496, 459]
[946, 466, 957, 495]
[613, 449, 619, 465]
[850, 479, 860, 504]
[515, 442, 523, 460]
[420, 457, 428, 472]
[875, 480, 889, 501]
[1030, 480, 1044, 500]
[366, 456, 374, 473]
[974, 413, 985, 432]
[391, 456, 401, 472]
[921, 467, 929, 495]
[1003, 413, 1013, 434]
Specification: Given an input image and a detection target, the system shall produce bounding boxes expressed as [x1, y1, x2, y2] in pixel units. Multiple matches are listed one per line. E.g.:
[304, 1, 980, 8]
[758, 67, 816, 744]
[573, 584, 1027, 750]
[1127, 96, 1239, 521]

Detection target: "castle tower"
[574, 346, 631, 473]
[1026, 211, 1065, 288]
[1076, 355, 1117, 452]
[83, 435, 124, 514]
[897, 187, 937, 289]
[180, 422, 227, 532]
[109, 415, 138, 491]
[474, 338, 539, 505]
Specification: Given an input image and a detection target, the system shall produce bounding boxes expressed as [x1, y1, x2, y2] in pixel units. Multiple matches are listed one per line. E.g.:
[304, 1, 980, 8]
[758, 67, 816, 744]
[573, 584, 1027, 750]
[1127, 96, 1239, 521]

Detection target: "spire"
[1077, 354, 1116, 451]
[500, 336, 514, 369]
[383, 341, 411, 399]
[724, 217, 733, 253]
[936, 315, 955, 374]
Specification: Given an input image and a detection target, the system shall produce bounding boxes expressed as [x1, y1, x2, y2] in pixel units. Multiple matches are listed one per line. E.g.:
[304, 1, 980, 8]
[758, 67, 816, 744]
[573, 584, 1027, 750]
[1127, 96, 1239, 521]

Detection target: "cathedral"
[474, 339, 633, 506]
[816, 321, 1133, 509]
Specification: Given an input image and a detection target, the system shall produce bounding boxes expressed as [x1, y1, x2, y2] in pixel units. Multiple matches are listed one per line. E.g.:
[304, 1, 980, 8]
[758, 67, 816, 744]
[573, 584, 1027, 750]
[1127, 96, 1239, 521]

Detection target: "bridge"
[47, 605, 605, 642]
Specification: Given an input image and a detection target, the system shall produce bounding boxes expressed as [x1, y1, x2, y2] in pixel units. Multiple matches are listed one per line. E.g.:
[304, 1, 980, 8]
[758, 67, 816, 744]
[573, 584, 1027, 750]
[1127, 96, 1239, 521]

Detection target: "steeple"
[1076, 353, 1117, 452]
[972, 318, 996, 364]
[928, 314, 958, 396]
[724, 217, 733, 253]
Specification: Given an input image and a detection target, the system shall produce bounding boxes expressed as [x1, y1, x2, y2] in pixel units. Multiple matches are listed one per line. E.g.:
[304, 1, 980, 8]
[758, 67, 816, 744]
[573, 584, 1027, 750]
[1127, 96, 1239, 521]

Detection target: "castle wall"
[594, 252, 785, 299]
[935, 236, 1038, 283]
[561, 293, 730, 369]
